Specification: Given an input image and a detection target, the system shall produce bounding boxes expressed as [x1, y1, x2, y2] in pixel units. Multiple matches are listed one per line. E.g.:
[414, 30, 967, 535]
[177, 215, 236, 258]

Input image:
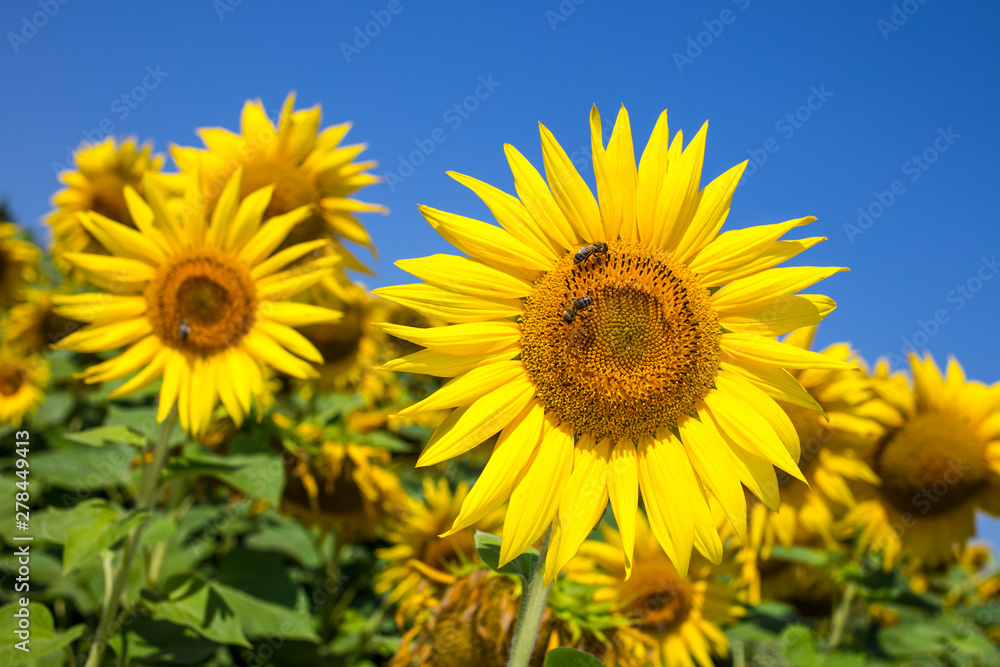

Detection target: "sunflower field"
[0, 91, 997, 667]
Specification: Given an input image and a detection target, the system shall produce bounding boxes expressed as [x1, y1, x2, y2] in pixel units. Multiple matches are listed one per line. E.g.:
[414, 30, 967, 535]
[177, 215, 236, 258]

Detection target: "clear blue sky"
[2, 1, 998, 542]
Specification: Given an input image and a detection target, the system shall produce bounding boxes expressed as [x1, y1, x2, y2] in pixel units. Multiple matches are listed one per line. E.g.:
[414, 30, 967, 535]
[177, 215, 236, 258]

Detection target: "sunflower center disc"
[0, 366, 23, 396]
[145, 250, 258, 355]
[876, 413, 990, 514]
[623, 573, 693, 634]
[87, 173, 132, 226]
[520, 240, 721, 443]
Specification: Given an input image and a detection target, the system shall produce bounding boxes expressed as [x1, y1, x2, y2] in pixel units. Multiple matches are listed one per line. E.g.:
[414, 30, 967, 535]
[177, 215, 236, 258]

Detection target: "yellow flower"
[170, 92, 386, 271]
[569, 515, 744, 667]
[0, 223, 40, 308]
[376, 477, 504, 622]
[2, 289, 86, 353]
[0, 346, 48, 427]
[52, 169, 342, 437]
[47, 138, 162, 273]
[276, 414, 407, 541]
[377, 105, 850, 579]
[842, 354, 1000, 569]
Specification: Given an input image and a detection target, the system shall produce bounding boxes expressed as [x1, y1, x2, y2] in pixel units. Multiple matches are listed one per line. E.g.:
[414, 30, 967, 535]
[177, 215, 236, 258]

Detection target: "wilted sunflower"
[843, 353, 1000, 569]
[47, 138, 162, 271]
[170, 92, 385, 271]
[0, 346, 48, 427]
[0, 223, 40, 308]
[375, 477, 504, 622]
[569, 515, 744, 667]
[2, 289, 85, 353]
[52, 169, 341, 437]
[276, 414, 407, 541]
[377, 105, 851, 578]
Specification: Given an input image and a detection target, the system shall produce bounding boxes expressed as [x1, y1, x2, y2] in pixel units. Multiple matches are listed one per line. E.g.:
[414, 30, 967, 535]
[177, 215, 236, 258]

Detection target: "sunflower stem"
[507, 529, 552, 667]
[828, 582, 858, 649]
[84, 409, 177, 667]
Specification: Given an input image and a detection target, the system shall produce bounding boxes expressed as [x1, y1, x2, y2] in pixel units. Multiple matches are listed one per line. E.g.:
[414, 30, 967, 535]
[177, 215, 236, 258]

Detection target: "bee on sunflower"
[376, 105, 853, 578]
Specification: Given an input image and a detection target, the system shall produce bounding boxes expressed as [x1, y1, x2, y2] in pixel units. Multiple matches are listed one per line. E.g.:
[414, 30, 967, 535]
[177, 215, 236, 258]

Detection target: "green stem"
[507, 530, 552, 667]
[84, 409, 178, 667]
[828, 582, 858, 649]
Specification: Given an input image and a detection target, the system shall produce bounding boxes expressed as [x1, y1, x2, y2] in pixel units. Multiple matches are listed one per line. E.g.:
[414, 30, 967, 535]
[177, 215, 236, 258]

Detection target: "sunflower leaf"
[542, 647, 604, 667]
[475, 531, 539, 581]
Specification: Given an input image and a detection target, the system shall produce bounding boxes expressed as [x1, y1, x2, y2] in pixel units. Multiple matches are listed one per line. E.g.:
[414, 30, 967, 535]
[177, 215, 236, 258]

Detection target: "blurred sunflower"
[375, 477, 504, 622]
[0, 346, 49, 427]
[3, 289, 85, 353]
[52, 169, 341, 437]
[0, 223, 40, 308]
[47, 138, 162, 271]
[169, 92, 386, 271]
[568, 515, 744, 667]
[377, 105, 851, 578]
[276, 414, 407, 541]
[842, 353, 1000, 569]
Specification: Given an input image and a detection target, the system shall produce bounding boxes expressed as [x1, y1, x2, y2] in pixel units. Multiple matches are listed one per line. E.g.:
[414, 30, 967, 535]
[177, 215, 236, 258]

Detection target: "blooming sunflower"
[169, 92, 386, 271]
[51, 169, 342, 437]
[2, 289, 85, 353]
[569, 515, 745, 667]
[0, 346, 49, 427]
[0, 223, 40, 309]
[276, 414, 407, 541]
[376, 105, 851, 578]
[375, 477, 504, 622]
[842, 353, 1000, 569]
[47, 137, 162, 271]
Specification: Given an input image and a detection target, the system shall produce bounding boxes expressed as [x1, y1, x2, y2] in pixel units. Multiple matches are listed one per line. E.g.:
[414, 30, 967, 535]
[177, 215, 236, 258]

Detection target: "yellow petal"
[238, 205, 314, 266]
[679, 416, 747, 546]
[673, 161, 748, 263]
[375, 321, 520, 356]
[539, 123, 602, 243]
[378, 347, 520, 377]
[711, 266, 847, 311]
[606, 106, 637, 241]
[253, 319, 323, 363]
[651, 122, 707, 252]
[395, 254, 534, 299]
[106, 347, 169, 400]
[265, 301, 342, 327]
[689, 216, 815, 276]
[372, 284, 522, 323]
[607, 438, 638, 579]
[242, 329, 318, 379]
[721, 334, 858, 371]
[589, 105, 619, 241]
[395, 361, 526, 417]
[716, 371, 800, 462]
[505, 143, 579, 251]
[718, 294, 836, 336]
[57, 318, 152, 354]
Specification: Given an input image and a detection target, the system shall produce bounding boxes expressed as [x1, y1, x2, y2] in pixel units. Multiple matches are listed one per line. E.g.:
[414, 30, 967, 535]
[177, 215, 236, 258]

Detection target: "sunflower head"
[0, 223, 40, 309]
[843, 353, 1000, 569]
[3, 289, 88, 354]
[48, 138, 162, 272]
[52, 168, 342, 437]
[170, 92, 386, 271]
[0, 346, 49, 427]
[379, 104, 851, 579]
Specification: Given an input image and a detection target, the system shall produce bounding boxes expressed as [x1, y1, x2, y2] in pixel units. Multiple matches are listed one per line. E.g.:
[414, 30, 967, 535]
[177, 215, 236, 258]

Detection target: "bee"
[178, 317, 192, 341]
[573, 241, 609, 265]
[562, 296, 594, 323]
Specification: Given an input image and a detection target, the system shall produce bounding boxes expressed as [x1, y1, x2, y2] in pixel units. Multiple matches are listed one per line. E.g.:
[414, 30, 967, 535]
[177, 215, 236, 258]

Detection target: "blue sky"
[2, 1, 998, 542]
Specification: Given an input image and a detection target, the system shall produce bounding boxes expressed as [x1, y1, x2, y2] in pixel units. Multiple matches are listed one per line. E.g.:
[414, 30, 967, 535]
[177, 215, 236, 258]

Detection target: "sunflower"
[275, 414, 407, 541]
[0, 223, 40, 309]
[2, 289, 86, 353]
[376, 105, 851, 578]
[842, 353, 1000, 569]
[169, 92, 386, 271]
[375, 477, 504, 622]
[0, 346, 49, 427]
[47, 137, 162, 271]
[51, 169, 342, 437]
[568, 515, 744, 667]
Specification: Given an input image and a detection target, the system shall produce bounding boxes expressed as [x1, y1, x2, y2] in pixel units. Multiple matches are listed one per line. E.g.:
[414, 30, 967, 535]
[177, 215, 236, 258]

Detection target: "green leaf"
[63, 425, 146, 448]
[543, 647, 604, 667]
[878, 623, 948, 658]
[244, 515, 322, 568]
[475, 531, 539, 581]
[0, 602, 85, 667]
[104, 404, 185, 443]
[768, 545, 831, 568]
[63, 500, 146, 574]
[118, 615, 219, 665]
[780, 625, 817, 666]
[143, 575, 251, 647]
[31, 391, 74, 427]
[30, 444, 133, 491]
[172, 440, 285, 506]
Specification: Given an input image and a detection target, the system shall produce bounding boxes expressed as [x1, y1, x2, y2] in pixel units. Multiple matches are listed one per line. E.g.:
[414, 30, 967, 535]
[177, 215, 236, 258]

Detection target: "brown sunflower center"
[145, 250, 258, 355]
[87, 173, 133, 226]
[301, 303, 365, 366]
[875, 413, 990, 515]
[0, 365, 24, 396]
[520, 240, 721, 442]
[622, 573, 693, 634]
